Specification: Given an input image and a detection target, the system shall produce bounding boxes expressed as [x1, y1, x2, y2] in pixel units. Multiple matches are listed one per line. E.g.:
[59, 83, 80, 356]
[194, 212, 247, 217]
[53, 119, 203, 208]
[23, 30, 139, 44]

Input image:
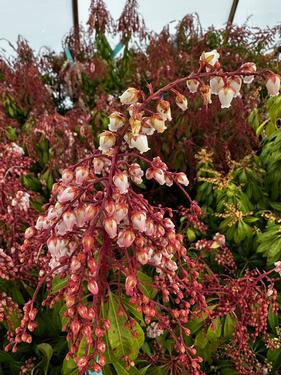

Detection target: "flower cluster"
[4, 51, 281, 375]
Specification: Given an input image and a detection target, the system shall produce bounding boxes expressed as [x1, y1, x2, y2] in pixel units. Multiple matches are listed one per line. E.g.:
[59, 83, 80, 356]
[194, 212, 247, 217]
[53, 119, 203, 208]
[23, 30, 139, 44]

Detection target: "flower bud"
[186, 79, 199, 93]
[84, 204, 98, 221]
[93, 157, 105, 174]
[82, 233, 95, 252]
[175, 94, 188, 111]
[137, 250, 149, 265]
[200, 85, 212, 105]
[88, 279, 99, 295]
[103, 217, 118, 238]
[71, 320, 81, 336]
[104, 199, 115, 216]
[24, 226, 36, 239]
[218, 86, 235, 109]
[209, 76, 224, 95]
[131, 211, 147, 232]
[77, 304, 89, 319]
[266, 73, 280, 97]
[240, 62, 256, 84]
[61, 168, 74, 184]
[98, 131, 116, 153]
[113, 171, 129, 194]
[200, 49, 220, 70]
[129, 114, 142, 135]
[58, 186, 77, 204]
[117, 229, 135, 247]
[228, 76, 242, 97]
[114, 202, 128, 223]
[130, 134, 150, 154]
[62, 210, 76, 231]
[108, 112, 126, 132]
[175, 172, 189, 186]
[119, 88, 139, 105]
[149, 114, 167, 133]
[75, 166, 89, 184]
[157, 100, 172, 121]
[153, 168, 166, 185]
[125, 275, 137, 296]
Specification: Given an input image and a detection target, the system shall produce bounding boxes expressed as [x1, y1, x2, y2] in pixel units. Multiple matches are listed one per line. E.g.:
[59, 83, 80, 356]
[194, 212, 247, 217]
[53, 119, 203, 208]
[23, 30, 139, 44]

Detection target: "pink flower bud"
[75, 166, 89, 184]
[131, 211, 147, 232]
[98, 131, 116, 153]
[150, 113, 167, 133]
[61, 168, 74, 184]
[200, 49, 220, 69]
[218, 86, 235, 108]
[77, 356, 88, 369]
[175, 93, 188, 111]
[35, 215, 45, 230]
[93, 157, 105, 174]
[165, 174, 173, 187]
[104, 199, 115, 216]
[97, 341, 106, 353]
[119, 87, 139, 105]
[157, 100, 172, 121]
[153, 168, 166, 185]
[82, 233, 95, 252]
[209, 76, 224, 95]
[113, 171, 129, 194]
[228, 76, 242, 97]
[130, 134, 150, 154]
[114, 202, 128, 223]
[145, 219, 155, 236]
[125, 275, 137, 296]
[200, 85, 212, 105]
[70, 258, 81, 271]
[62, 210, 77, 231]
[117, 229, 135, 247]
[175, 172, 189, 186]
[84, 204, 98, 221]
[186, 79, 199, 93]
[129, 114, 142, 135]
[77, 304, 89, 319]
[57, 186, 77, 204]
[88, 279, 99, 295]
[65, 295, 76, 308]
[24, 226, 35, 239]
[71, 320, 81, 336]
[103, 217, 118, 238]
[274, 261, 281, 276]
[163, 218, 175, 230]
[266, 73, 280, 97]
[240, 62, 256, 84]
[108, 112, 126, 132]
[137, 250, 149, 265]
[75, 205, 86, 227]
[88, 258, 97, 272]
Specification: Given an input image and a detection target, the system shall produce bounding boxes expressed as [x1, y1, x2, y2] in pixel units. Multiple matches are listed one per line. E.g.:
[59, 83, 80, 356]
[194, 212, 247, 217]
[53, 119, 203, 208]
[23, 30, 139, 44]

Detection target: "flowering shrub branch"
[2, 50, 281, 374]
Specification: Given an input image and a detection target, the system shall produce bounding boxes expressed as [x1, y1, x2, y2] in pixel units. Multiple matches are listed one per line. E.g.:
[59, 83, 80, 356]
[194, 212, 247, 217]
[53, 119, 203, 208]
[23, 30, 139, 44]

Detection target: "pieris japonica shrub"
[2, 48, 281, 375]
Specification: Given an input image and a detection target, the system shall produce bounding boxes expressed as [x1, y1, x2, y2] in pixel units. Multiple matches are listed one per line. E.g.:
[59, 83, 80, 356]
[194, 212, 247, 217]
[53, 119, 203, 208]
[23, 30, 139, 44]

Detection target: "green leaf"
[112, 359, 140, 375]
[207, 317, 222, 340]
[223, 314, 236, 338]
[62, 357, 77, 375]
[35, 343, 53, 375]
[268, 305, 279, 331]
[5, 127, 17, 141]
[140, 365, 151, 374]
[52, 276, 68, 294]
[137, 272, 157, 299]
[194, 330, 208, 349]
[107, 292, 144, 360]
